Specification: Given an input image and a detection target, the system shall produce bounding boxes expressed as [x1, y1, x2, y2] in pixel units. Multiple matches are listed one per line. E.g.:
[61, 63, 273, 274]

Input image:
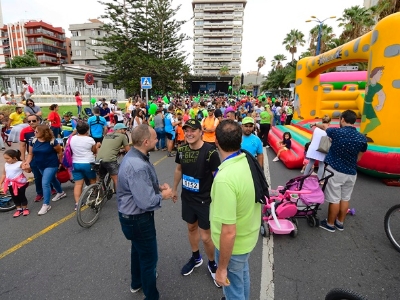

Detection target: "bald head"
[131, 124, 152, 146]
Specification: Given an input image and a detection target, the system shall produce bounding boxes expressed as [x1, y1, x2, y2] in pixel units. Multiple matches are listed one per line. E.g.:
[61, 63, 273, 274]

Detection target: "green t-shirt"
[260, 111, 271, 124]
[96, 132, 129, 162]
[210, 153, 261, 255]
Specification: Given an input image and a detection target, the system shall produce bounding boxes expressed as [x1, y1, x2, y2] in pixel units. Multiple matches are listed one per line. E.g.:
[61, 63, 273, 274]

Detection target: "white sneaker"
[38, 204, 51, 215]
[265, 145, 270, 148]
[272, 157, 279, 162]
[52, 191, 66, 202]
[130, 287, 141, 293]
[300, 170, 304, 173]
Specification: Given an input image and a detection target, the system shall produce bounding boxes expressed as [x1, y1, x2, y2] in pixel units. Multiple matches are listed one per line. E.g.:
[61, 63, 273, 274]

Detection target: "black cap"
[182, 119, 202, 130]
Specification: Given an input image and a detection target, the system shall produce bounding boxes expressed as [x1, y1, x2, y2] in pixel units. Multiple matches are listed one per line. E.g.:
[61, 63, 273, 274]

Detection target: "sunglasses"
[34, 131, 39, 133]
[28, 120, 37, 123]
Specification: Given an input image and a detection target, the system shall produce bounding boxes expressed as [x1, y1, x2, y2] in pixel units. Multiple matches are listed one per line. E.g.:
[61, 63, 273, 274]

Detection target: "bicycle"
[325, 288, 367, 300]
[76, 159, 114, 228]
[384, 203, 400, 253]
[0, 195, 16, 212]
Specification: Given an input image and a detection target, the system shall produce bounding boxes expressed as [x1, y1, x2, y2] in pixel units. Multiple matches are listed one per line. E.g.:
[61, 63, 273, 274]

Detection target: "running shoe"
[272, 157, 280, 162]
[23, 208, 30, 216]
[334, 219, 344, 231]
[13, 209, 23, 218]
[34, 195, 43, 202]
[208, 261, 221, 288]
[319, 219, 335, 233]
[181, 255, 203, 276]
[52, 191, 67, 202]
[130, 287, 141, 293]
[38, 204, 51, 215]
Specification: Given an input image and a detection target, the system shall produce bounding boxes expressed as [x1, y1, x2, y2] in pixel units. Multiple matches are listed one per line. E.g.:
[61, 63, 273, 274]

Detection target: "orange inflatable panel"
[268, 126, 304, 169]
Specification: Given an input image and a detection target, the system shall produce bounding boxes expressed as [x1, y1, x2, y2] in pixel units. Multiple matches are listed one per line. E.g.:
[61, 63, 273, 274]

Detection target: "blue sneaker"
[208, 261, 221, 288]
[319, 219, 335, 233]
[334, 219, 344, 231]
[181, 255, 203, 276]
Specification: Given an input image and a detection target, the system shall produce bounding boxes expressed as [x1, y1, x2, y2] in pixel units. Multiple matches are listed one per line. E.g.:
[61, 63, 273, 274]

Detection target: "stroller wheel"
[306, 215, 317, 227]
[260, 221, 270, 238]
[290, 217, 298, 227]
[290, 223, 298, 238]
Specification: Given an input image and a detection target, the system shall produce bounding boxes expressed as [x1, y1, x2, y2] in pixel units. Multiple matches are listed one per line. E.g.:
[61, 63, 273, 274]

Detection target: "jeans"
[155, 127, 166, 149]
[119, 211, 159, 300]
[273, 115, 280, 126]
[50, 126, 61, 138]
[215, 248, 251, 300]
[31, 164, 43, 196]
[77, 105, 82, 116]
[0, 134, 5, 148]
[39, 167, 62, 205]
[304, 159, 326, 180]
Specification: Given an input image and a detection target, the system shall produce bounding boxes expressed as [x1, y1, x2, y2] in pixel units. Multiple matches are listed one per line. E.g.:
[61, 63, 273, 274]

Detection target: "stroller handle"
[322, 165, 334, 181]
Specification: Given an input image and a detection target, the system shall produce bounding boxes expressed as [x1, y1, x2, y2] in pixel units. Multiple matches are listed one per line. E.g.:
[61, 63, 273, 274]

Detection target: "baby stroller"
[82, 107, 94, 120]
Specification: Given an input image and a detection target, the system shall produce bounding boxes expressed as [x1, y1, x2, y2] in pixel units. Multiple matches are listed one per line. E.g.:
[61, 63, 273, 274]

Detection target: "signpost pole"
[146, 89, 149, 107]
[89, 88, 92, 110]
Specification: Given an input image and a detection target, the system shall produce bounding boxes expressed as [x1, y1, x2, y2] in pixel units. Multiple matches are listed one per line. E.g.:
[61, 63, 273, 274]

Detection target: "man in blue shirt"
[313, 110, 367, 233]
[100, 102, 111, 124]
[117, 124, 173, 299]
[88, 107, 108, 143]
[241, 117, 264, 168]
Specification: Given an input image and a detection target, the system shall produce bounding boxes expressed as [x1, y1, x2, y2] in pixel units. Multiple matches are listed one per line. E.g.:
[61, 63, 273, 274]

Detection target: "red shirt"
[20, 126, 35, 153]
[75, 95, 82, 106]
[47, 111, 61, 128]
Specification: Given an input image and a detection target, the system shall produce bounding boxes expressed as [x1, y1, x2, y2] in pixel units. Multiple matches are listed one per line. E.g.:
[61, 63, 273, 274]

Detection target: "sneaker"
[265, 145, 270, 148]
[167, 152, 175, 157]
[74, 204, 78, 211]
[0, 147, 5, 151]
[181, 255, 203, 276]
[130, 287, 141, 293]
[23, 208, 30, 216]
[52, 191, 66, 202]
[208, 261, 221, 288]
[51, 189, 57, 195]
[300, 170, 304, 173]
[319, 219, 335, 233]
[34, 195, 43, 202]
[272, 157, 279, 162]
[13, 209, 23, 218]
[334, 219, 344, 231]
[38, 204, 51, 215]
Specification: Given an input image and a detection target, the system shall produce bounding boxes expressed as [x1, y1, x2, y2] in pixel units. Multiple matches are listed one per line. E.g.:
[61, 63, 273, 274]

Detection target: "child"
[273, 132, 291, 162]
[280, 111, 287, 125]
[301, 142, 313, 173]
[0, 150, 29, 217]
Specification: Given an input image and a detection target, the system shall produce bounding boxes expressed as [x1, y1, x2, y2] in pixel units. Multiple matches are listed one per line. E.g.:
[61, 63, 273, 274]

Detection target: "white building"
[68, 19, 107, 67]
[364, 0, 379, 8]
[192, 0, 247, 76]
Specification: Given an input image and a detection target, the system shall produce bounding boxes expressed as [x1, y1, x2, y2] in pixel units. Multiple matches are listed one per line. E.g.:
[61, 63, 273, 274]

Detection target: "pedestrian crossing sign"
[141, 77, 152, 89]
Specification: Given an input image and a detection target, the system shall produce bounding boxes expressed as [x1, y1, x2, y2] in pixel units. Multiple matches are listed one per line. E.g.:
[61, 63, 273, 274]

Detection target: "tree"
[282, 29, 305, 61]
[338, 6, 375, 42]
[6, 50, 40, 68]
[218, 66, 230, 76]
[271, 54, 287, 70]
[308, 24, 335, 55]
[371, 0, 400, 21]
[98, 0, 190, 95]
[255, 56, 266, 86]
[232, 75, 241, 92]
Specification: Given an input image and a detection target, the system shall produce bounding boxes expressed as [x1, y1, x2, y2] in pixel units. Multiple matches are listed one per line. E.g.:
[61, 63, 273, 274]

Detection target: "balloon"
[148, 103, 158, 115]
[228, 86, 232, 90]
[194, 97, 200, 102]
[150, 120, 155, 128]
[163, 96, 169, 104]
[91, 98, 96, 104]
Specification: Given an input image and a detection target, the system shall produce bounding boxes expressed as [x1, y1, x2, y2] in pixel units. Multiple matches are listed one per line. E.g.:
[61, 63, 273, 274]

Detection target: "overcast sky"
[2, 0, 364, 74]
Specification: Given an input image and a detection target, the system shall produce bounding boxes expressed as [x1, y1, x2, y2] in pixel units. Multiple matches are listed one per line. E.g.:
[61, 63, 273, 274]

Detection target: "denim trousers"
[215, 248, 251, 300]
[155, 127, 166, 149]
[119, 211, 159, 300]
[39, 167, 62, 205]
[31, 164, 43, 196]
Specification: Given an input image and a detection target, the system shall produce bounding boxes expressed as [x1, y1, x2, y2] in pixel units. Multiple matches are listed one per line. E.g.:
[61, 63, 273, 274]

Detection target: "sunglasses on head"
[28, 120, 37, 123]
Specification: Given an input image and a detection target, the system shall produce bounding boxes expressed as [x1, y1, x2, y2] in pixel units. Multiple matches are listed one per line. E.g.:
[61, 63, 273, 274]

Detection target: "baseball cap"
[242, 117, 255, 125]
[114, 123, 128, 130]
[207, 105, 215, 111]
[182, 119, 202, 130]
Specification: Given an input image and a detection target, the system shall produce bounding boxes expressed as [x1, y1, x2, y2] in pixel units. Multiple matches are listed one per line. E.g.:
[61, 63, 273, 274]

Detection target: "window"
[195, 21, 204, 26]
[91, 39, 97, 45]
[74, 40, 81, 46]
[72, 31, 81, 37]
[93, 50, 98, 56]
[75, 50, 81, 56]
[97, 31, 101, 36]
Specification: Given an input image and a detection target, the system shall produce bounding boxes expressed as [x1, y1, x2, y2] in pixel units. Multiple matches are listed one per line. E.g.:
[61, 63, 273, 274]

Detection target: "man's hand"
[161, 186, 173, 200]
[159, 183, 170, 191]
[172, 189, 178, 203]
[215, 268, 230, 287]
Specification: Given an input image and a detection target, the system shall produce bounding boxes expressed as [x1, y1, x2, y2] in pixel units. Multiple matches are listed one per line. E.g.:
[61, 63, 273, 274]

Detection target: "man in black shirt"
[172, 119, 221, 287]
[214, 102, 223, 121]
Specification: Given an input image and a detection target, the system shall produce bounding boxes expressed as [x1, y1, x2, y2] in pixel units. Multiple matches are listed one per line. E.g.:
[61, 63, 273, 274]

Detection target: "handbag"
[317, 136, 331, 154]
[56, 165, 71, 183]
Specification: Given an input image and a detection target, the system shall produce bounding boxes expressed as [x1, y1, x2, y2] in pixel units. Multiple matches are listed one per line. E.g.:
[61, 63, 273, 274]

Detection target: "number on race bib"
[182, 175, 200, 192]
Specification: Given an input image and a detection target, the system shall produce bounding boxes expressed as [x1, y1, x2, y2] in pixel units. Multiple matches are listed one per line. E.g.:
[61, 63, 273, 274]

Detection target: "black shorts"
[182, 200, 210, 230]
[92, 137, 104, 143]
[99, 161, 119, 177]
[166, 132, 174, 140]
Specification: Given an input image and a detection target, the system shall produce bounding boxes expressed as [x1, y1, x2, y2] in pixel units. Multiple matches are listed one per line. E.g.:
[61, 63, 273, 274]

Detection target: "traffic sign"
[141, 77, 152, 89]
[84, 73, 95, 85]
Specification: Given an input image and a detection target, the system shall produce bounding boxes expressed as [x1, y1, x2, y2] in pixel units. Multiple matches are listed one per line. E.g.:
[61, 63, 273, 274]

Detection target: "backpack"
[62, 135, 74, 169]
[28, 85, 34, 94]
[242, 149, 269, 204]
[197, 109, 204, 121]
[32, 138, 55, 146]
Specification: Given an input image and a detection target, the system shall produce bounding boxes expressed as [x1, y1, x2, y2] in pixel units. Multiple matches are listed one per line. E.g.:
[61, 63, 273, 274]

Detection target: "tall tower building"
[363, 0, 379, 8]
[192, 0, 247, 76]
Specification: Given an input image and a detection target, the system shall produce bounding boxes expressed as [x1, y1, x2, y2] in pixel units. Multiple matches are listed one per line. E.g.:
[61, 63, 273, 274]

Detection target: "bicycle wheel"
[384, 204, 400, 253]
[0, 196, 16, 212]
[3, 134, 12, 147]
[325, 288, 367, 300]
[76, 184, 104, 228]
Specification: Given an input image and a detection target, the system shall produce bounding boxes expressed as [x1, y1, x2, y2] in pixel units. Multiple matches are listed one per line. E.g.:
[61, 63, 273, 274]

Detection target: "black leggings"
[8, 183, 29, 207]
[258, 124, 271, 147]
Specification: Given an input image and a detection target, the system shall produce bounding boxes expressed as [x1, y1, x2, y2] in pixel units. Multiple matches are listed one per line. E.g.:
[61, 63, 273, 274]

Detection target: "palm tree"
[308, 24, 336, 55]
[371, 0, 400, 21]
[218, 66, 230, 76]
[232, 75, 241, 92]
[338, 6, 375, 42]
[271, 54, 287, 70]
[282, 29, 306, 61]
[255, 56, 266, 85]
[325, 38, 344, 51]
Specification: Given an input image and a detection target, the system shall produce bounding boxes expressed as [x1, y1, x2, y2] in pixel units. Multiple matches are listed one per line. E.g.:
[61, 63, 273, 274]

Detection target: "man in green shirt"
[210, 119, 261, 300]
[259, 105, 273, 148]
[96, 123, 130, 190]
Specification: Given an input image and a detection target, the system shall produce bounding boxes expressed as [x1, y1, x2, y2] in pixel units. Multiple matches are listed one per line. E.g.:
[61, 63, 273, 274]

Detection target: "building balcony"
[203, 31, 233, 37]
[203, 48, 232, 54]
[203, 14, 235, 20]
[202, 56, 233, 62]
[203, 5, 235, 12]
[203, 23, 234, 29]
[203, 40, 233, 46]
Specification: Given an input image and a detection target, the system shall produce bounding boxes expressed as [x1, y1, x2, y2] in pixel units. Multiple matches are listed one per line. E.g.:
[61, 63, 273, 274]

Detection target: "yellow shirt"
[125, 102, 131, 113]
[9, 111, 25, 126]
[201, 116, 219, 143]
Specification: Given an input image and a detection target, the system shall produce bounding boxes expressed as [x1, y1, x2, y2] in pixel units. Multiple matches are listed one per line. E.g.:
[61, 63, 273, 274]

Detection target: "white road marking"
[260, 148, 274, 300]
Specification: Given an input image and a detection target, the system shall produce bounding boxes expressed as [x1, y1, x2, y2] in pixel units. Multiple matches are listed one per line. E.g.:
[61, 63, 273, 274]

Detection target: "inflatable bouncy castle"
[272, 12, 400, 178]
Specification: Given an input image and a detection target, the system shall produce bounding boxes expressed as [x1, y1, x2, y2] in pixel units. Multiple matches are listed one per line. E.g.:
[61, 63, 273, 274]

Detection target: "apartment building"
[192, 0, 247, 76]
[68, 19, 107, 67]
[0, 20, 68, 67]
[363, 0, 379, 8]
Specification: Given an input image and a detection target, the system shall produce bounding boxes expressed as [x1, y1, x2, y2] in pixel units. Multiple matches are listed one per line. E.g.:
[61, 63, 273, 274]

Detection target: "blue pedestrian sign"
[141, 77, 152, 89]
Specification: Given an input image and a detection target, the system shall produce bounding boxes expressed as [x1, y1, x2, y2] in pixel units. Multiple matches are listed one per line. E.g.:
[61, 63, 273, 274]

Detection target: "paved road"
[1, 146, 399, 300]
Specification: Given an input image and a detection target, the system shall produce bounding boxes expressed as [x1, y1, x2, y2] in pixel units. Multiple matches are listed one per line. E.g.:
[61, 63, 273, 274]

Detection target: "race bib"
[182, 174, 200, 192]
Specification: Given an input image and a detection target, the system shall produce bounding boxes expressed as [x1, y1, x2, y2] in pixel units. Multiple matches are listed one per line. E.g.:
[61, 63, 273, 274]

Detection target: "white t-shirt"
[70, 135, 96, 163]
[109, 103, 116, 112]
[5, 161, 27, 185]
[1, 96, 8, 104]
[115, 110, 124, 121]
[133, 117, 143, 128]
[23, 84, 31, 99]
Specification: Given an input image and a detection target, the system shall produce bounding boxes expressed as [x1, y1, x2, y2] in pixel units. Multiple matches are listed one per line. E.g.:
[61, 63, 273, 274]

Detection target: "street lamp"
[305, 16, 336, 55]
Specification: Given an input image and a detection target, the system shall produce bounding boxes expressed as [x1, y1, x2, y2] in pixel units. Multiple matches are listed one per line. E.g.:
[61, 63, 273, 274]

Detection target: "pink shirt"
[75, 95, 82, 106]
